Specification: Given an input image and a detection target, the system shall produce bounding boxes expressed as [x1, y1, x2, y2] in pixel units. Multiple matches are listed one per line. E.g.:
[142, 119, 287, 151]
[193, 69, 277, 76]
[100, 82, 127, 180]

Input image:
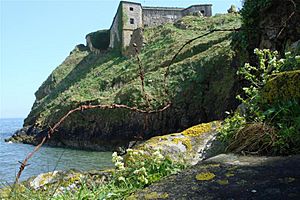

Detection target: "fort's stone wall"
[182, 5, 212, 17]
[108, 1, 212, 55]
[142, 7, 183, 27]
[109, 4, 122, 49]
[122, 2, 143, 49]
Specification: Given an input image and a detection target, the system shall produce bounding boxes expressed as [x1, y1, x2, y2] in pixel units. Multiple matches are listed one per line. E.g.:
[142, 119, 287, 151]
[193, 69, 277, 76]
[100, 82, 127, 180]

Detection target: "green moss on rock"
[261, 70, 300, 103]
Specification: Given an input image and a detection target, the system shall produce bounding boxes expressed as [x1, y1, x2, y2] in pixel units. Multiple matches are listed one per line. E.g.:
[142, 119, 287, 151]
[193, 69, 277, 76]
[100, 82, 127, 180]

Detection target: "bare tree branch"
[163, 28, 240, 97]
[13, 103, 171, 184]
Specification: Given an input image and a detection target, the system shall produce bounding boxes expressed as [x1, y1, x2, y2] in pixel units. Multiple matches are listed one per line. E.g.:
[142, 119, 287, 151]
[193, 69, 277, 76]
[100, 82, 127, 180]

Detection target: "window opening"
[130, 18, 134, 24]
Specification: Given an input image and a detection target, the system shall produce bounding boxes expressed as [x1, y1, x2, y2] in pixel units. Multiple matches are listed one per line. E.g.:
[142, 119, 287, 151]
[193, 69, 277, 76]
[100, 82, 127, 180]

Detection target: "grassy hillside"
[25, 13, 241, 128]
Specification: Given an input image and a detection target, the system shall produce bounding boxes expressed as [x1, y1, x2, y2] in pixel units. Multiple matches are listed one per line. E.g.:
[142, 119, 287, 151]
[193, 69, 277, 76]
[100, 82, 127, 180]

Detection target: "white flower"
[153, 150, 160, 157]
[118, 176, 126, 182]
[133, 167, 147, 176]
[140, 167, 146, 173]
[112, 152, 118, 157]
[126, 148, 133, 153]
[138, 175, 149, 184]
[153, 150, 164, 162]
[115, 161, 125, 170]
[112, 152, 118, 163]
[138, 150, 145, 155]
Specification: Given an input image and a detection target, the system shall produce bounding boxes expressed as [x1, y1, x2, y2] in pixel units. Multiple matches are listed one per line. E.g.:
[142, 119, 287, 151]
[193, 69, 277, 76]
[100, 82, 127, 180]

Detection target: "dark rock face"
[7, 106, 227, 151]
[8, 63, 240, 150]
[258, 0, 300, 53]
[243, 0, 300, 62]
[131, 154, 300, 199]
[5, 125, 40, 145]
[8, 78, 239, 151]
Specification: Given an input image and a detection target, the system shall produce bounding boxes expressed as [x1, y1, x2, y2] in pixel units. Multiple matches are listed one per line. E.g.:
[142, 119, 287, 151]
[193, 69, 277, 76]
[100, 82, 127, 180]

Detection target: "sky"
[0, 0, 242, 119]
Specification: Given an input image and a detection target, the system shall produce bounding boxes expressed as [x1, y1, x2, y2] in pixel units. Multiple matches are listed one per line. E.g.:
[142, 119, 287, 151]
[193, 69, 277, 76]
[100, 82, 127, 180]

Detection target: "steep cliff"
[10, 14, 242, 150]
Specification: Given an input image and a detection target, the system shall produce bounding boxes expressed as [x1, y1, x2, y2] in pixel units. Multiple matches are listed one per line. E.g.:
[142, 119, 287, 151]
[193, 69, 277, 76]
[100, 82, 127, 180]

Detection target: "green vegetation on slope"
[25, 13, 241, 128]
[220, 49, 300, 155]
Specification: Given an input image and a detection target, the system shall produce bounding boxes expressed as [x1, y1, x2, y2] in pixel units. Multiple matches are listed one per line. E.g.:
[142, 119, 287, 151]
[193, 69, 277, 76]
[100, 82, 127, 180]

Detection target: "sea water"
[0, 118, 113, 184]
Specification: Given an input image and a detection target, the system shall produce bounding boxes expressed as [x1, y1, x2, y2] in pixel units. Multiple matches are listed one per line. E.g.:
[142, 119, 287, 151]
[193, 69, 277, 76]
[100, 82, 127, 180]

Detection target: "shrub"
[53, 149, 185, 199]
[220, 48, 300, 155]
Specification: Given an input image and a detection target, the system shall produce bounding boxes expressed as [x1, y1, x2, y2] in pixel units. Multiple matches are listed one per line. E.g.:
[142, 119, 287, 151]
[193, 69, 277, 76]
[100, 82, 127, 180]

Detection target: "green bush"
[97, 149, 184, 199]
[50, 149, 185, 199]
[220, 48, 300, 155]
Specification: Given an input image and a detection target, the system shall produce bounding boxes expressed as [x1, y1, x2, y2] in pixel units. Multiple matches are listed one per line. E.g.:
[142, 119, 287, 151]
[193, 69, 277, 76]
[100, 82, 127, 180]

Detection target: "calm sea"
[0, 118, 113, 184]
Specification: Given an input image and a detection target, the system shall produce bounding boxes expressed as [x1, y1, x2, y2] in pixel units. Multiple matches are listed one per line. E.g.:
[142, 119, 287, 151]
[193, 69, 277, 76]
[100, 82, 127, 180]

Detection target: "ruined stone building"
[86, 1, 212, 55]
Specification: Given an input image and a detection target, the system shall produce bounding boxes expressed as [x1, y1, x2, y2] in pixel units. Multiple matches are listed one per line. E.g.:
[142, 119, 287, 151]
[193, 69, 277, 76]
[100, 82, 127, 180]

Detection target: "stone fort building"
[110, 1, 212, 50]
[86, 1, 212, 55]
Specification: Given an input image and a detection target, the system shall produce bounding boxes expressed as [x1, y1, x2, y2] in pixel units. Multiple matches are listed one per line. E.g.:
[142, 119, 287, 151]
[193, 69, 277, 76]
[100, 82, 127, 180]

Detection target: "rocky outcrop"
[130, 121, 224, 166]
[130, 154, 300, 199]
[5, 125, 40, 145]
[261, 70, 300, 104]
[258, 0, 300, 53]
[125, 28, 144, 57]
[0, 169, 113, 198]
[239, 0, 300, 62]
[86, 29, 110, 54]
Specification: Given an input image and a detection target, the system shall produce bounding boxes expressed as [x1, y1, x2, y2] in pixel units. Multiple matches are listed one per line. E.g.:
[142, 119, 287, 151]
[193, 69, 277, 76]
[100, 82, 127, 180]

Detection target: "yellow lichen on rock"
[225, 172, 235, 177]
[144, 192, 169, 199]
[61, 171, 83, 187]
[182, 123, 212, 137]
[172, 137, 192, 151]
[132, 121, 221, 166]
[30, 171, 59, 189]
[195, 172, 216, 181]
[217, 179, 229, 185]
[182, 121, 221, 137]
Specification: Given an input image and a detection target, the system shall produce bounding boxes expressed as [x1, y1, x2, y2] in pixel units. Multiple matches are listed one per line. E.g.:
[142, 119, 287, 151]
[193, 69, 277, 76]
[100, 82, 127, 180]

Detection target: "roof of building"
[142, 6, 184, 11]
[120, 1, 212, 11]
[120, 1, 142, 6]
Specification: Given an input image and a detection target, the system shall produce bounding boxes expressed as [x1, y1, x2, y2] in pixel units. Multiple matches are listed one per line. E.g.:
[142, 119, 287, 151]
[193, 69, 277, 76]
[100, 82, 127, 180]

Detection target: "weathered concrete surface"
[130, 154, 300, 200]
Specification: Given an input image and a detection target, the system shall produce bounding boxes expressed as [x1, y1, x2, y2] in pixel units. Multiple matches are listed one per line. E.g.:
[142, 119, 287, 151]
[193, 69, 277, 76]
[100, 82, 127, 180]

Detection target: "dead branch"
[276, 0, 296, 39]
[133, 43, 151, 109]
[13, 28, 239, 185]
[15, 24, 289, 186]
[13, 103, 171, 184]
[163, 28, 240, 97]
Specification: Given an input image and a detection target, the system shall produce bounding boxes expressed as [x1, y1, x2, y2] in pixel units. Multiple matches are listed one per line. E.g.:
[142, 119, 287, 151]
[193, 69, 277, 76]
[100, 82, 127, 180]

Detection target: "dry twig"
[14, 103, 171, 184]
[133, 43, 151, 109]
[163, 28, 240, 96]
